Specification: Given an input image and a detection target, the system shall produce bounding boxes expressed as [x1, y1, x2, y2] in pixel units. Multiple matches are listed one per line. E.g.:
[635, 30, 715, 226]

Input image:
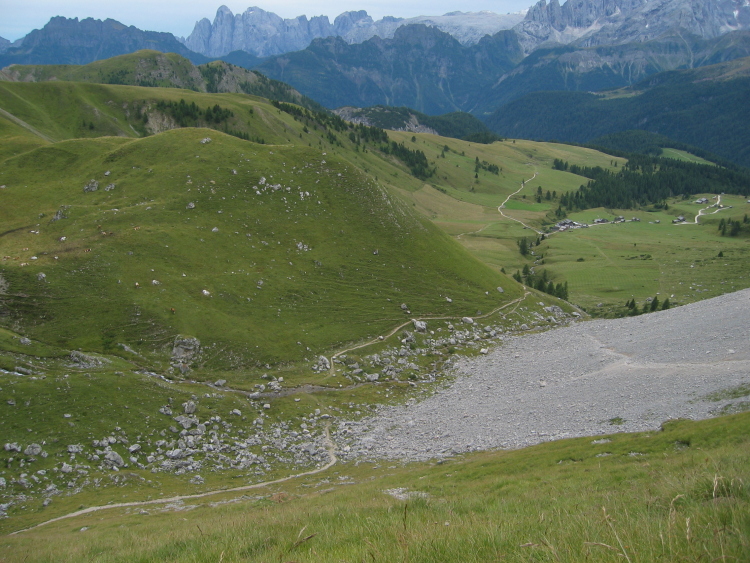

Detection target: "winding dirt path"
[329, 291, 532, 374]
[10, 424, 338, 535]
[497, 170, 542, 235]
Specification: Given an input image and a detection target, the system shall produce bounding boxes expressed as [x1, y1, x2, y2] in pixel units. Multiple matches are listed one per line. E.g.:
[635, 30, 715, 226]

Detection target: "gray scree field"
[338, 288, 750, 461]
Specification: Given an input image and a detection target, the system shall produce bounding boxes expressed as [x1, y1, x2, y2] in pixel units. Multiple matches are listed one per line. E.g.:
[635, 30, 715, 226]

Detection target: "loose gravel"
[337, 288, 750, 461]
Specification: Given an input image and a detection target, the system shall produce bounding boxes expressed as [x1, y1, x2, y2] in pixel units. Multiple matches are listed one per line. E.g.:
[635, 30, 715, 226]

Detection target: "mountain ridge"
[181, 5, 524, 58]
[0, 50, 324, 112]
[0, 16, 209, 67]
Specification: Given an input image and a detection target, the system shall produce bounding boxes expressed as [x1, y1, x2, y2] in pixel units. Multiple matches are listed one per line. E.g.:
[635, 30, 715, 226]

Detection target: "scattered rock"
[104, 171, 111, 176]
[497, 287, 504, 293]
[400, 303, 408, 311]
[172, 337, 200, 371]
[69, 350, 109, 368]
[314, 356, 331, 371]
[19, 337, 31, 346]
[413, 320, 427, 333]
[104, 183, 116, 191]
[202, 289, 211, 296]
[61, 463, 73, 474]
[36, 273, 46, 282]
[24, 443, 43, 456]
[67, 445, 83, 454]
[200, 138, 212, 144]
[186, 202, 195, 210]
[104, 451, 125, 468]
[83, 180, 99, 193]
[267, 380, 282, 392]
[183, 401, 197, 414]
[462, 317, 474, 324]
[4, 443, 21, 452]
[52, 206, 69, 221]
[214, 379, 226, 387]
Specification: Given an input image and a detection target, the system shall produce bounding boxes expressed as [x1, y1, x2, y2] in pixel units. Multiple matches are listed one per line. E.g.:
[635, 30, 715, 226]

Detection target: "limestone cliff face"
[517, 0, 750, 53]
[181, 6, 523, 58]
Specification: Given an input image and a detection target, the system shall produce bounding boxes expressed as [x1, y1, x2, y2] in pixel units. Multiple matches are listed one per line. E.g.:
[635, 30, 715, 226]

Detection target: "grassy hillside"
[0, 125, 517, 368]
[4, 413, 749, 560]
[1, 64, 749, 551]
[1, 50, 324, 112]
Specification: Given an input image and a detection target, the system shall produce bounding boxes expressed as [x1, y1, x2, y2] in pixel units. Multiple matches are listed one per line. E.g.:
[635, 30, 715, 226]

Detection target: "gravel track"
[339, 289, 750, 461]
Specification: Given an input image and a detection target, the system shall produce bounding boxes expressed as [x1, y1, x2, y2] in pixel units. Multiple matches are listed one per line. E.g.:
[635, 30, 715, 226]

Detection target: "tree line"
[555, 155, 750, 211]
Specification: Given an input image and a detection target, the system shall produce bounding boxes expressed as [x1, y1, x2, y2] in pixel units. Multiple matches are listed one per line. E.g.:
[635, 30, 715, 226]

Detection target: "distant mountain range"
[516, 0, 750, 52]
[253, 25, 524, 115]
[0, 17, 209, 66]
[182, 1, 750, 58]
[180, 6, 524, 58]
[2, 0, 750, 156]
[254, 24, 750, 115]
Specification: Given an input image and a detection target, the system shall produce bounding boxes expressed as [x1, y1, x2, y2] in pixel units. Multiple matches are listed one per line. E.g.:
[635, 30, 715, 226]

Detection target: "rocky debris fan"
[336, 288, 750, 462]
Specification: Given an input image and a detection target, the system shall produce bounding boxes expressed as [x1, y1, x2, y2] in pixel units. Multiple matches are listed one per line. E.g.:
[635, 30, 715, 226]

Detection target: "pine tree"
[661, 298, 671, 310]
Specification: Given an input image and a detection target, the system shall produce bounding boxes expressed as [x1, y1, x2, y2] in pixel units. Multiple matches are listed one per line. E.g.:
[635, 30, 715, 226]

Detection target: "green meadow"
[1, 73, 749, 555]
[3, 413, 748, 561]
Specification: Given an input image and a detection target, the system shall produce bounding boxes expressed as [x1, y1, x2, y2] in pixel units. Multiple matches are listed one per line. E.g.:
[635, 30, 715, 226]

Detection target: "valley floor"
[339, 288, 750, 461]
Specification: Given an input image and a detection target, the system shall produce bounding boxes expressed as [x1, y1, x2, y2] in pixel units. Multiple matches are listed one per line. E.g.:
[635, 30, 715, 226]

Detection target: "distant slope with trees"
[486, 57, 750, 168]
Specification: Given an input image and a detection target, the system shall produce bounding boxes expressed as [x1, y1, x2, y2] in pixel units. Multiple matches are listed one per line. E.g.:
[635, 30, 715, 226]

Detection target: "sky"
[1, 0, 533, 42]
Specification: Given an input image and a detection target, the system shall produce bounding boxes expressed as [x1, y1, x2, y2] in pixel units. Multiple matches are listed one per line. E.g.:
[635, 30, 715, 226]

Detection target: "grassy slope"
[2, 51, 203, 90]
[4, 413, 749, 561]
[0, 125, 515, 368]
[2, 80, 748, 548]
[373, 133, 750, 313]
[3, 80, 744, 329]
[1, 50, 326, 112]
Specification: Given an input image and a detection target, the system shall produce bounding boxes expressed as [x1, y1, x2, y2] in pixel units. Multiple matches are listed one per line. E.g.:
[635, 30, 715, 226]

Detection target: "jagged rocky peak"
[182, 6, 522, 58]
[525, 0, 645, 30]
[334, 11, 375, 34]
[518, 0, 750, 51]
[183, 5, 336, 57]
[525, 0, 750, 31]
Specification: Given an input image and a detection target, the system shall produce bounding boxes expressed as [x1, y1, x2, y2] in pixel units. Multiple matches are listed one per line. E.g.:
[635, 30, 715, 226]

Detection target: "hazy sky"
[2, 0, 533, 41]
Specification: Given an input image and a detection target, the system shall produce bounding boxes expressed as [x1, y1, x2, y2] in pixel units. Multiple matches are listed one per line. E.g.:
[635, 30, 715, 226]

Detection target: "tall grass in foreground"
[4, 414, 749, 561]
